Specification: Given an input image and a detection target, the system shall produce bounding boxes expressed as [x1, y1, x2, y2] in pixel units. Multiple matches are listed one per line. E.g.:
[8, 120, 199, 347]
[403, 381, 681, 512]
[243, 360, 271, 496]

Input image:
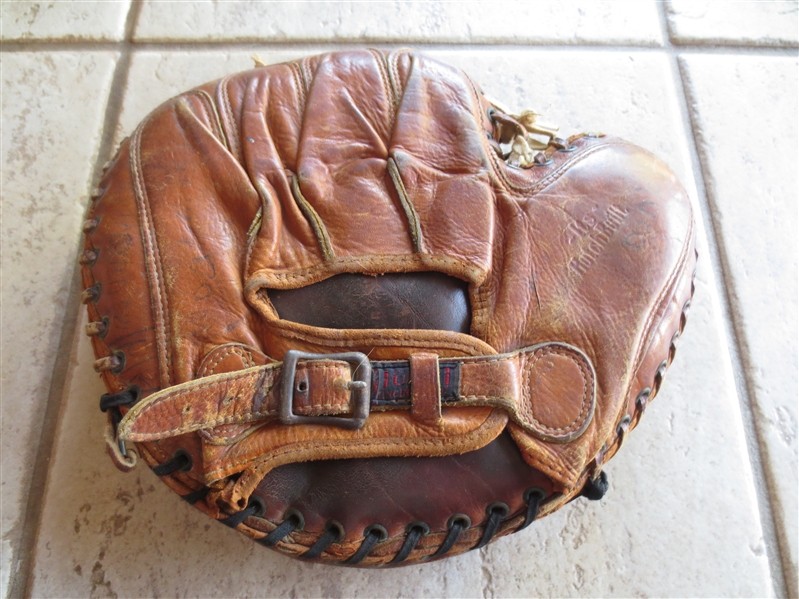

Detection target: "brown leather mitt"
[80, 49, 696, 566]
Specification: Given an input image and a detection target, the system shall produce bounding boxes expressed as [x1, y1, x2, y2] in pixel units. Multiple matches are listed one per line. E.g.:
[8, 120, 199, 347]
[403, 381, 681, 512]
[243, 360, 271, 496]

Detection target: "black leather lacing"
[582, 470, 609, 501]
[181, 486, 210, 505]
[222, 496, 265, 528]
[390, 522, 429, 564]
[302, 520, 345, 559]
[151, 449, 192, 477]
[99, 386, 139, 456]
[431, 514, 471, 558]
[99, 386, 139, 412]
[520, 487, 546, 530]
[221, 487, 551, 563]
[474, 502, 509, 549]
[346, 525, 388, 565]
[258, 509, 305, 547]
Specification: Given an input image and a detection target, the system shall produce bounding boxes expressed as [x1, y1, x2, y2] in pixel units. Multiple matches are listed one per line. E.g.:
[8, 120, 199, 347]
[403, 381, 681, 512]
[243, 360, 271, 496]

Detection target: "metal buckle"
[279, 350, 371, 430]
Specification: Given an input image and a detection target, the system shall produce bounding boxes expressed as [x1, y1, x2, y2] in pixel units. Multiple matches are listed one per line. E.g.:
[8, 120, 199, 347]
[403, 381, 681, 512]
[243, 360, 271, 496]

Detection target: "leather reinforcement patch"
[522, 345, 595, 443]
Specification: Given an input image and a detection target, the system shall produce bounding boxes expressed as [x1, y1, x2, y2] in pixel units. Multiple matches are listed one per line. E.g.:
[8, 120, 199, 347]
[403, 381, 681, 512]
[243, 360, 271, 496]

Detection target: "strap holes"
[363, 524, 388, 542]
[248, 496, 267, 519]
[486, 501, 510, 519]
[325, 519, 346, 543]
[406, 521, 430, 536]
[284, 508, 305, 532]
[523, 486, 546, 503]
[635, 388, 651, 413]
[616, 414, 632, 437]
[654, 359, 668, 391]
[446, 513, 471, 531]
[110, 350, 126, 374]
[174, 449, 193, 473]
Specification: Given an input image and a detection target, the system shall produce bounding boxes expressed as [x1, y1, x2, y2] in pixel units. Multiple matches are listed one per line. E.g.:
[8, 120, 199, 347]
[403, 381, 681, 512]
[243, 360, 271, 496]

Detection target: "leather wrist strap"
[119, 342, 595, 445]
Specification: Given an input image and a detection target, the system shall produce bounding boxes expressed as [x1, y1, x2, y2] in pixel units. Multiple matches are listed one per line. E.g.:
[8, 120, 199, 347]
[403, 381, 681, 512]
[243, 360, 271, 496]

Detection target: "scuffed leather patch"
[522, 345, 595, 443]
[458, 343, 595, 444]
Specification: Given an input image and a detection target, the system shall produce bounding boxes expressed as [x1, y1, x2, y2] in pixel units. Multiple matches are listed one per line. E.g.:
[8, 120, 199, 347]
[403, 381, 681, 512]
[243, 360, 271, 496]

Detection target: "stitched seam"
[133, 366, 279, 414]
[209, 409, 505, 477]
[387, 157, 423, 253]
[199, 346, 254, 378]
[617, 216, 695, 431]
[254, 253, 483, 282]
[130, 121, 173, 387]
[244, 206, 263, 277]
[219, 76, 241, 162]
[262, 320, 487, 354]
[147, 411, 278, 438]
[457, 345, 593, 435]
[130, 361, 352, 434]
[190, 89, 230, 152]
[369, 48, 395, 124]
[299, 361, 349, 371]
[387, 50, 402, 111]
[289, 61, 307, 109]
[295, 404, 349, 414]
[469, 282, 489, 340]
[521, 347, 591, 435]
[290, 175, 335, 260]
[632, 216, 695, 373]
[300, 56, 313, 97]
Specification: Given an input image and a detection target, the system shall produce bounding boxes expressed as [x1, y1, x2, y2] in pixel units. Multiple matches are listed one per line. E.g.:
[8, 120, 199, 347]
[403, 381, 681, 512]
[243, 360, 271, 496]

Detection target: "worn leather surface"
[270, 272, 471, 332]
[81, 49, 696, 565]
[255, 430, 553, 542]
[118, 342, 595, 491]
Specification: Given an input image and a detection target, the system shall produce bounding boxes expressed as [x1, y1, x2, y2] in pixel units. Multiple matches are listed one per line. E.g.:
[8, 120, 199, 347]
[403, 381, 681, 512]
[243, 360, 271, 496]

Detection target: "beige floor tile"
[134, 0, 663, 45]
[681, 53, 798, 595]
[0, 51, 118, 597]
[1, 1, 131, 41]
[27, 48, 774, 597]
[667, 0, 799, 47]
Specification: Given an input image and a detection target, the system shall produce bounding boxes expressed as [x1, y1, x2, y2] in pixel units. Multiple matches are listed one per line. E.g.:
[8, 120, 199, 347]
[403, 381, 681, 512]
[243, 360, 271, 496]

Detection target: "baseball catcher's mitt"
[81, 49, 696, 566]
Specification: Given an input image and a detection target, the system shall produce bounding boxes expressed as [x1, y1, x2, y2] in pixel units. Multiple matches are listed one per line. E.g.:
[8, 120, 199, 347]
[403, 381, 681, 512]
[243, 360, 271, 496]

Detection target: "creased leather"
[82, 48, 696, 564]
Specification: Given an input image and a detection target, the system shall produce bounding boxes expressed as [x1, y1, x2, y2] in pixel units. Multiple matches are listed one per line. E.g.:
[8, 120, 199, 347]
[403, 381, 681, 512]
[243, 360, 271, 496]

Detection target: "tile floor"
[1, 1, 796, 597]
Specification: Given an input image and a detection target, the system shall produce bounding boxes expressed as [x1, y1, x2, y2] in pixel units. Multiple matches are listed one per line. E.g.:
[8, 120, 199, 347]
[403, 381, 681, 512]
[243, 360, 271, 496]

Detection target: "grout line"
[656, 4, 792, 598]
[9, 3, 145, 598]
[0, 40, 798, 55]
[678, 57, 796, 598]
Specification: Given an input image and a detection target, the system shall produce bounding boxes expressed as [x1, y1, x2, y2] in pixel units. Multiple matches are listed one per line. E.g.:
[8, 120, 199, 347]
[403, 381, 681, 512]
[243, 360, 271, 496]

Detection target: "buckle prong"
[279, 350, 371, 430]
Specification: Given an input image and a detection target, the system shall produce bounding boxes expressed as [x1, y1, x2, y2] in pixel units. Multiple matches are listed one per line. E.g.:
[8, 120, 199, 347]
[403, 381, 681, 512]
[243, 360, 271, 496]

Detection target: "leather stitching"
[189, 89, 230, 152]
[289, 61, 307, 112]
[521, 347, 592, 435]
[369, 48, 395, 124]
[387, 157, 424, 253]
[213, 408, 506, 480]
[289, 174, 335, 260]
[387, 50, 402, 111]
[250, 253, 484, 285]
[130, 120, 173, 387]
[218, 76, 241, 163]
[198, 346, 256, 378]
